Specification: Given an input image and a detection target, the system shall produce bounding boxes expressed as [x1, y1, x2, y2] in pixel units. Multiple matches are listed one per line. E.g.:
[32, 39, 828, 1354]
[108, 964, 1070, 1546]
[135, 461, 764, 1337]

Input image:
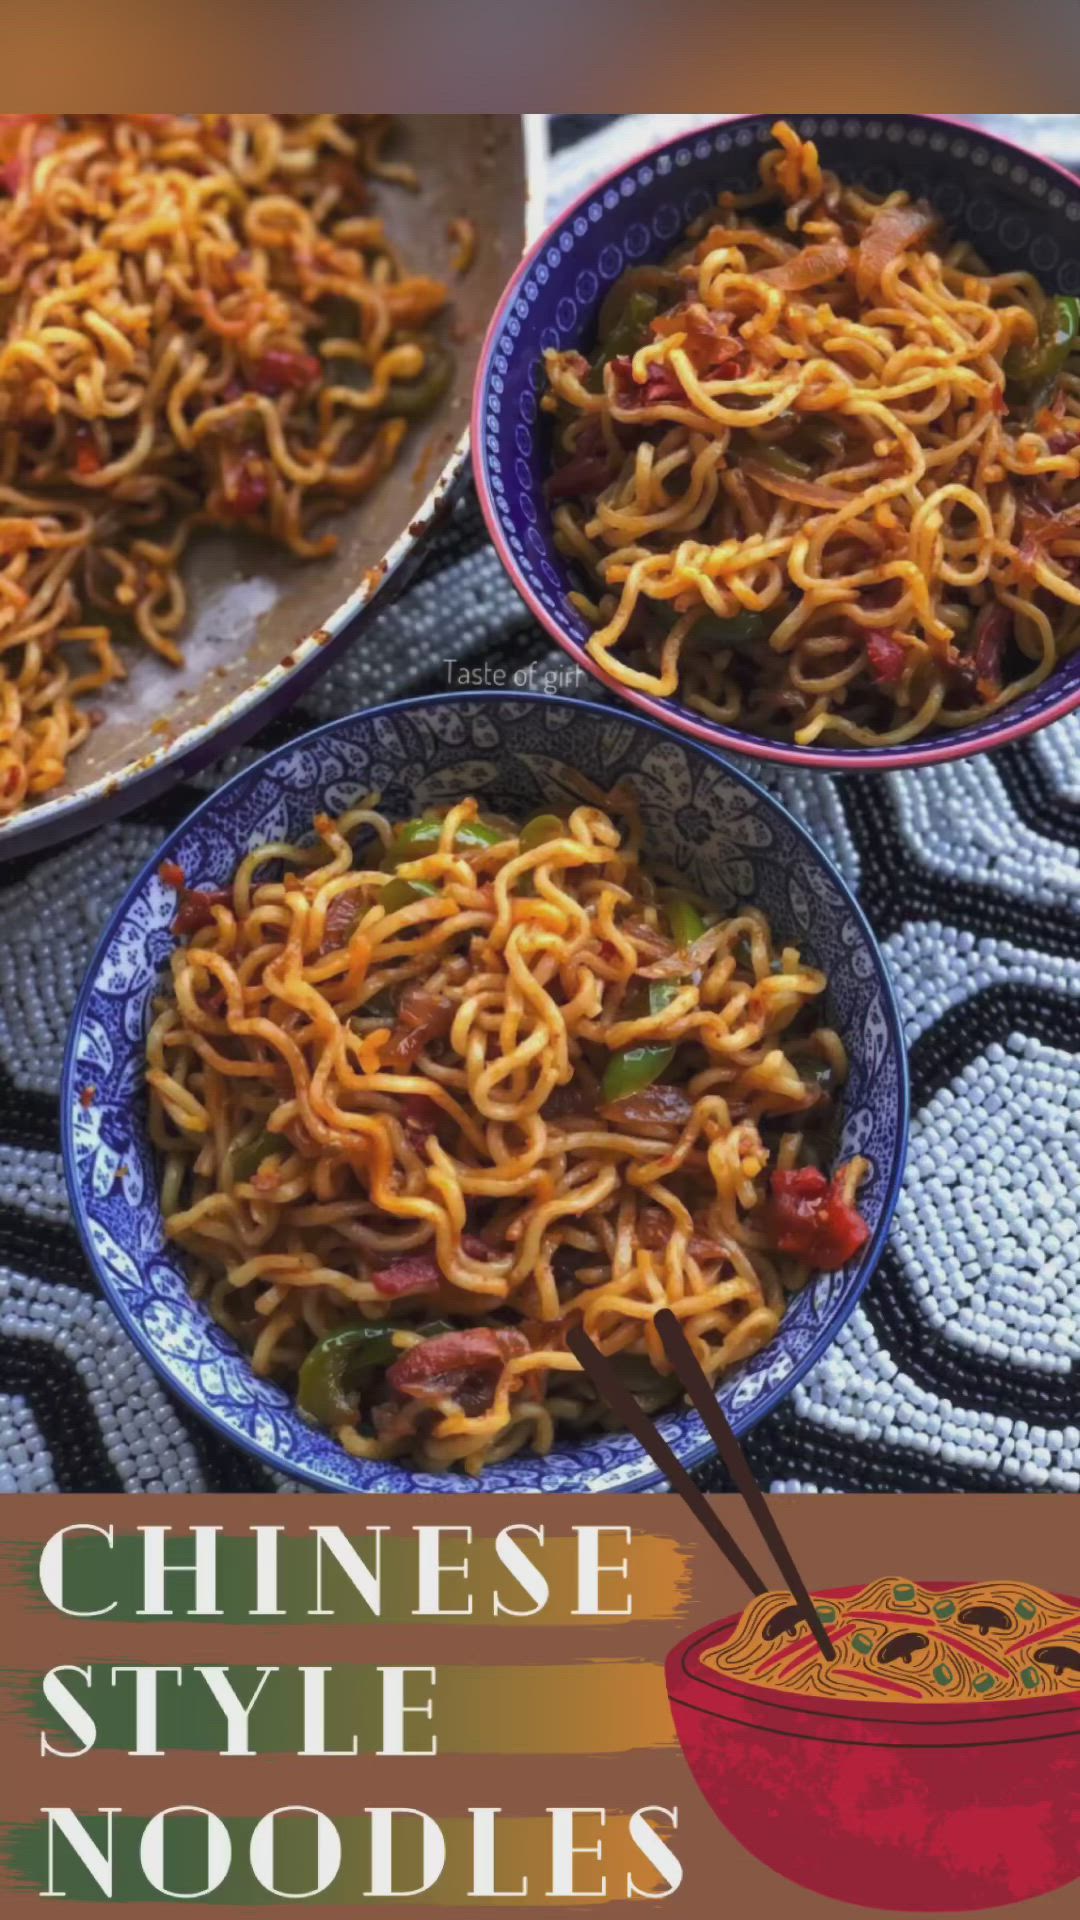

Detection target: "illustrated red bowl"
[666, 1583, 1080, 1911]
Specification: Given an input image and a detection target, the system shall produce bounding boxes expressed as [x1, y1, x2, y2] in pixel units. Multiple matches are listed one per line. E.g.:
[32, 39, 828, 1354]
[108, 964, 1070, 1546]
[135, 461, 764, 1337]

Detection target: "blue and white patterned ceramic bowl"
[61, 693, 909, 1492]
[473, 112, 1080, 774]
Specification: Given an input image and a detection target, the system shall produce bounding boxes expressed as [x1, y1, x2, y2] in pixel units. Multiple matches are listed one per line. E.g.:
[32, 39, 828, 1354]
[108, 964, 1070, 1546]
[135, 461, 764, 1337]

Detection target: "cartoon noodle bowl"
[570, 1317, 1080, 1912]
[666, 1577, 1080, 1912]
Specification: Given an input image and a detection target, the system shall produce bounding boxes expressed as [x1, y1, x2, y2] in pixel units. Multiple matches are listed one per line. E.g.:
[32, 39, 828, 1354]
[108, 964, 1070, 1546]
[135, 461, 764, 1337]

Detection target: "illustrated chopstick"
[653, 1308, 835, 1661]
[566, 1326, 768, 1599]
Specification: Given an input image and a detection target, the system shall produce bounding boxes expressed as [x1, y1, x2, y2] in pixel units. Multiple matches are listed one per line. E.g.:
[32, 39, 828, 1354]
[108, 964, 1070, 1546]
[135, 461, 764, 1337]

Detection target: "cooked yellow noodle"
[543, 121, 1080, 748]
[706, 1577, 1080, 1703]
[0, 114, 451, 816]
[146, 794, 868, 1475]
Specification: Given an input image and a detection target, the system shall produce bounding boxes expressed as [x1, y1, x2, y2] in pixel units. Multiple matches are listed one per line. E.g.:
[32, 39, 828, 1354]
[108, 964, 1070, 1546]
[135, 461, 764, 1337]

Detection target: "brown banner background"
[0, 1494, 1076, 1916]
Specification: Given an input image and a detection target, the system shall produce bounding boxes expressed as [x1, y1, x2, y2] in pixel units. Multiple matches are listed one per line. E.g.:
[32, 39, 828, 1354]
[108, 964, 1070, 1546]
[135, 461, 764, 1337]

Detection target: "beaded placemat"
[0, 117, 1076, 1494]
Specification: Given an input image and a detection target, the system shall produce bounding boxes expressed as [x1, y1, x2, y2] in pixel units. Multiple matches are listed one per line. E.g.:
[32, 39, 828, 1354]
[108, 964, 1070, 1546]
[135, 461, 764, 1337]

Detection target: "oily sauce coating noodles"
[543, 120, 1080, 748]
[146, 796, 869, 1475]
[706, 1577, 1080, 1702]
[0, 114, 451, 816]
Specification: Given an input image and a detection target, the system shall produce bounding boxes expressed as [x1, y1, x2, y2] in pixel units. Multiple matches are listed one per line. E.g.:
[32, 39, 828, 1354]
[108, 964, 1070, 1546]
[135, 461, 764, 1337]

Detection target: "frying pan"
[2, 114, 530, 861]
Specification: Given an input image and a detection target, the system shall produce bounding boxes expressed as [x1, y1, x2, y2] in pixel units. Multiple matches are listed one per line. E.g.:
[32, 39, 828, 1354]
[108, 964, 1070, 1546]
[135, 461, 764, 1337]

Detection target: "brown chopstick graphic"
[568, 1314, 835, 1660]
[653, 1308, 835, 1660]
[566, 1326, 768, 1598]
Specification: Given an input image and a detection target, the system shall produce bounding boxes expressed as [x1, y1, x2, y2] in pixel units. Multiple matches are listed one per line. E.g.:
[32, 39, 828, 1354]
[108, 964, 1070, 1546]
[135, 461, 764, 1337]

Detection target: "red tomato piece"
[770, 1166, 870, 1270]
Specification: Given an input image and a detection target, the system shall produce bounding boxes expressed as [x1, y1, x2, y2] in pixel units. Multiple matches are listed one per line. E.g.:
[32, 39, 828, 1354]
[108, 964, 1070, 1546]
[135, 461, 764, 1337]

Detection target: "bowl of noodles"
[667, 1576, 1080, 1909]
[0, 113, 526, 857]
[474, 114, 1080, 770]
[62, 692, 907, 1491]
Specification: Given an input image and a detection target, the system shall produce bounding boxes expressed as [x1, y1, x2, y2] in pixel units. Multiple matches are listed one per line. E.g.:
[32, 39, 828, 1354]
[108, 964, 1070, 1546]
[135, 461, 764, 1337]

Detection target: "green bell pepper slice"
[519, 812, 565, 853]
[600, 1039, 676, 1104]
[650, 601, 771, 651]
[596, 265, 682, 340]
[587, 289, 659, 390]
[600, 899, 707, 1103]
[383, 815, 503, 868]
[665, 895, 706, 951]
[1005, 293, 1080, 415]
[598, 273, 658, 341]
[753, 441, 814, 479]
[688, 609, 771, 652]
[605, 289, 659, 352]
[229, 1130, 290, 1183]
[297, 1325, 399, 1428]
[379, 337, 455, 420]
[379, 876, 440, 914]
[599, 982, 681, 1103]
[608, 1351, 681, 1413]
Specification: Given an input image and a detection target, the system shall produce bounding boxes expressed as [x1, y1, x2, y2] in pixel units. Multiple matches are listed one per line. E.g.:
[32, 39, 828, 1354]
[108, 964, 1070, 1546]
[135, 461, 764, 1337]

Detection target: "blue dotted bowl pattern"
[62, 693, 907, 1494]
[477, 114, 1080, 764]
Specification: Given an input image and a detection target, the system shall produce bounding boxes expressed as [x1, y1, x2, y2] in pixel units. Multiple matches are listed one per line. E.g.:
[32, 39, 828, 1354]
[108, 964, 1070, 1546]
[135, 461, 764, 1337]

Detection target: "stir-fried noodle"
[147, 796, 869, 1474]
[0, 114, 450, 815]
[543, 120, 1080, 748]
[706, 1577, 1080, 1703]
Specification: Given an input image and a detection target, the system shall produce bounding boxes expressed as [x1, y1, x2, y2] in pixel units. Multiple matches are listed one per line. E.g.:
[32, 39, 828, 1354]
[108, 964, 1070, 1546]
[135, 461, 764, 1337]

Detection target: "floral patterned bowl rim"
[61, 691, 909, 1493]
[472, 111, 1080, 774]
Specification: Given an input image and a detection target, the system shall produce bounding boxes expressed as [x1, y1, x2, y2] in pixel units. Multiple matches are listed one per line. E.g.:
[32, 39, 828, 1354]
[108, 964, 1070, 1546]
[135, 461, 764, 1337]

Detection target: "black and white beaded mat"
[0, 117, 1077, 1496]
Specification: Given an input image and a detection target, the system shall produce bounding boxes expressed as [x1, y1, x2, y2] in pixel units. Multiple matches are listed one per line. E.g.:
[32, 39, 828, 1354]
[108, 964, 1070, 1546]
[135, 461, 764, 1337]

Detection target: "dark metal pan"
[2, 114, 528, 860]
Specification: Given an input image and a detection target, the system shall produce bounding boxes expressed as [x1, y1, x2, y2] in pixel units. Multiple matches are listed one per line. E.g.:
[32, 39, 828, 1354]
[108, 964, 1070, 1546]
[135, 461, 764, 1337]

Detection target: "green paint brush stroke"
[0, 1809, 667, 1905]
[11, 1656, 671, 1756]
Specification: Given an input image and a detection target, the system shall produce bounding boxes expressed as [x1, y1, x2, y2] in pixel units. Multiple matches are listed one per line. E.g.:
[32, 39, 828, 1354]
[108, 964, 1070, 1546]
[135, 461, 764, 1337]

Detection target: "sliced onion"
[1019, 500, 1080, 545]
[855, 203, 936, 301]
[622, 918, 676, 962]
[742, 456, 850, 510]
[599, 1084, 695, 1129]
[759, 238, 850, 292]
[637, 923, 728, 979]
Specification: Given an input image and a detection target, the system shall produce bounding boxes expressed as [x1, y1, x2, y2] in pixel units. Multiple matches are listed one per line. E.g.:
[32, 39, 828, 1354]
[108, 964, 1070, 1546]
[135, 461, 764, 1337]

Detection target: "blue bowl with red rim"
[473, 113, 1080, 772]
